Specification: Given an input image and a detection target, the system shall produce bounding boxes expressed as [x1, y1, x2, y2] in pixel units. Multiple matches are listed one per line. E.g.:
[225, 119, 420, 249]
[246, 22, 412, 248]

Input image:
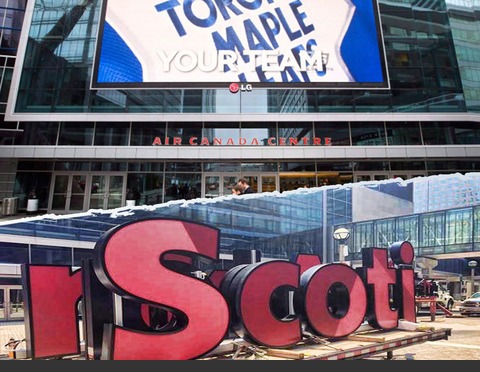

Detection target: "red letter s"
[93, 218, 229, 360]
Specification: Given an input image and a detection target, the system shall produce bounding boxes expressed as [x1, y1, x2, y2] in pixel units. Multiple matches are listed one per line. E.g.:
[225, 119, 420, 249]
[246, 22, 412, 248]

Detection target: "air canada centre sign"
[21, 218, 416, 360]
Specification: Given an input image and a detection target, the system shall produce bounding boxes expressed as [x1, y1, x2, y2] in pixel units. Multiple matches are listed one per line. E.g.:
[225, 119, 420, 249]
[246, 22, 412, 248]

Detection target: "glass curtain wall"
[345, 205, 480, 260]
[13, 0, 467, 114]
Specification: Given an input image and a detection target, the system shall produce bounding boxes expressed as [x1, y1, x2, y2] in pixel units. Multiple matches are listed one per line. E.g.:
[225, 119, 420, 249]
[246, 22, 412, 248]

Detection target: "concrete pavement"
[0, 321, 27, 360]
[378, 313, 480, 360]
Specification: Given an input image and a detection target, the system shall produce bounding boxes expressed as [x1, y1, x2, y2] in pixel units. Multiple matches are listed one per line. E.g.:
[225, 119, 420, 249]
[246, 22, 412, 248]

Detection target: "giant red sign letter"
[360, 248, 399, 329]
[226, 261, 302, 348]
[22, 265, 82, 359]
[92, 218, 229, 360]
[300, 263, 367, 338]
[390, 241, 416, 322]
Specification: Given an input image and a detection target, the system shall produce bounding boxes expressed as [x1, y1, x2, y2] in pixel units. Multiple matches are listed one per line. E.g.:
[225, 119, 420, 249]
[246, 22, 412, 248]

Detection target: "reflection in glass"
[58, 122, 94, 146]
[131, 122, 167, 146]
[18, 122, 59, 145]
[314, 122, 350, 146]
[8, 289, 24, 320]
[224, 176, 238, 195]
[31, 246, 72, 265]
[94, 122, 130, 146]
[203, 122, 240, 145]
[204, 163, 241, 172]
[108, 175, 124, 209]
[0, 290, 5, 320]
[91, 162, 127, 172]
[241, 122, 276, 145]
[261, 176, 276, 193]
[55, 162, 90, 171]
[351, 122, 387, 146]
[70, 175, 86, 210]
[165, 162, 202, 172]
[73, 248, 94, 266]
[421, 121, 480, 145]
[128, 162, 164, 172]
[165, 174, 202, 202]
[420, 212, 445, 252]
[204, 176, 220, 199]
[128, 173, 163, 205]
[241, 163, 277, 172]
[278, 122, 314, 146]
[52, 175, 68, 210]
[167, 122, 202, 145]
[89, 175, 106, 209]
[446, 208, 472, 245]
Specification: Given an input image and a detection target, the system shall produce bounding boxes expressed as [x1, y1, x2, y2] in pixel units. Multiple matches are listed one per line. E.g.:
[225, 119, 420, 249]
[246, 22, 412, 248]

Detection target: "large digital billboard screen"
[92, 0, 389, 89]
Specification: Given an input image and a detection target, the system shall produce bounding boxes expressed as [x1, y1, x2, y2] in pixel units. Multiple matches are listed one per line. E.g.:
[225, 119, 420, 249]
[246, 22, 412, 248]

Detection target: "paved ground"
[1, 308, 478, 361]
[369, 313, 480, 360]
[0, 321, 25, 357]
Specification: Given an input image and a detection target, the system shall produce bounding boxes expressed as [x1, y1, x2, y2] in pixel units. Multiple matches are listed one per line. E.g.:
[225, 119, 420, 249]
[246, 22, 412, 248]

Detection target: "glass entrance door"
[203, 174, 236, 198]
[260, 174, 278, 193]
[89, 174, 125, 210]
[50, 173, 125, 213]
[50, 173, 88, 213]
[203, 173, 278, 198]
[0, 286, 24, 321]
[240, 174, 278, 193]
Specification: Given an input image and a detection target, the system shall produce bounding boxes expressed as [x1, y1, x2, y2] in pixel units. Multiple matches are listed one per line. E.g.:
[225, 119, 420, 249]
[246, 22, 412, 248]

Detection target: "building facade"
[0, 0, 479, 215]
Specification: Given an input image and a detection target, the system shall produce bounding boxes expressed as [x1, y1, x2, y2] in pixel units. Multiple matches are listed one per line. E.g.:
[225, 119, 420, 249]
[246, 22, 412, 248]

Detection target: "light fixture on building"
[333, 227, 351, 263]
[468, 260, 478, 297]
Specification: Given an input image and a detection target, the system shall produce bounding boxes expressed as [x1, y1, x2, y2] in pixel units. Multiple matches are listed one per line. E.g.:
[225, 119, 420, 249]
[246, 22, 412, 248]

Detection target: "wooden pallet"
[202, 327, 452, 361]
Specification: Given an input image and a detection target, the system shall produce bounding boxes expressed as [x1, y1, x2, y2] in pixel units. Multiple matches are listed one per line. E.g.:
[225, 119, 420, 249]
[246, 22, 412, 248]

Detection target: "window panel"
[167, 122, 203, 145]
[375, 219, 396, 248]
[17, 122, 58, 145]
[31, 246, 72, 265]
[350, 122, 387, 146]
[419, 212, 445, 254]
[314, 122, 350, 146]
[131, 122, 166, 146]
[94, 122, 129, 146]
[446, 208, 472, 245]
[386, 122, 422, 145]
[58, 122, 94, 146]
[0, 243, 28, 264]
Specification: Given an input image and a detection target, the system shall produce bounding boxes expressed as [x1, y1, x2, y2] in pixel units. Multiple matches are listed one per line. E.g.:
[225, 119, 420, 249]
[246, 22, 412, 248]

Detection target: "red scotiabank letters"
[21, 218, 416, 360]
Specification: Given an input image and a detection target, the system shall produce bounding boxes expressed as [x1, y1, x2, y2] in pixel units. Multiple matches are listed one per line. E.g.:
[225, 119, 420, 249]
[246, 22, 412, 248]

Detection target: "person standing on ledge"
[237, 178, 254, 194]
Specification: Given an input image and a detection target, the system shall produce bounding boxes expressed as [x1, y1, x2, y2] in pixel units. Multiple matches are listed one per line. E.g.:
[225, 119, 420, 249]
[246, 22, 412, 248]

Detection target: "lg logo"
[229, 82, 253, 93]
